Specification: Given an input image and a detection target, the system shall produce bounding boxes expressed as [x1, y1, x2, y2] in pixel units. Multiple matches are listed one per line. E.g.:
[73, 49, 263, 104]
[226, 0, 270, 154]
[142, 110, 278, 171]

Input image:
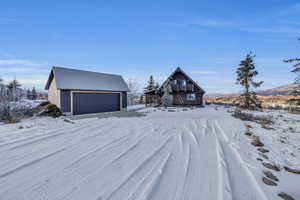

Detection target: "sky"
[0, 0, 299, 94]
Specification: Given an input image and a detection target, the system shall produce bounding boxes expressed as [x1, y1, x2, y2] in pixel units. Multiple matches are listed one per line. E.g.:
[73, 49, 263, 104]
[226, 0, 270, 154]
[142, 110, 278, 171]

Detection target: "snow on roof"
[45, 66, 130, 92]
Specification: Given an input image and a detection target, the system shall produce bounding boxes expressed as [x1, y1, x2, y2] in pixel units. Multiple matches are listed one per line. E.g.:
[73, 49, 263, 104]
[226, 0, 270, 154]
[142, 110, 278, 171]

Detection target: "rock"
[244, 131, 253, 137]
[251, 136, 264, 147]
[245, 124, 252, 129]
[258, 148, 269, 153]
[168, 109, 175, 112]
[262, 162, 280, 171]
[278, 192, 295, 200]
[284, 166, 300, 175]
[259, 153, 269, 160]
[63, 119, 75, 124]
[263, 171, 279, 182]
[257, 158, 263, 162]
[262, 177, 277, 186]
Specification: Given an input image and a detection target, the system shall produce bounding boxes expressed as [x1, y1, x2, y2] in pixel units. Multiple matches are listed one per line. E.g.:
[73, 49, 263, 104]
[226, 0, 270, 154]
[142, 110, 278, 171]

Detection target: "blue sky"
[0, 0, 299, 93]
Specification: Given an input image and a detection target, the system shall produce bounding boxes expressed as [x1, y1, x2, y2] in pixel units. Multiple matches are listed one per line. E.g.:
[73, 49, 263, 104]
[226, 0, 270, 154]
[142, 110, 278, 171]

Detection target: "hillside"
[206, 83, 298, 98]
[257, 83, 298, 96]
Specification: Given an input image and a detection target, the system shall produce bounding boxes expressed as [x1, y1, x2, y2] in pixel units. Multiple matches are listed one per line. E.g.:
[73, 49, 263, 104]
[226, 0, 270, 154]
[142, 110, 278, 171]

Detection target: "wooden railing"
[171, 83, 194, 92]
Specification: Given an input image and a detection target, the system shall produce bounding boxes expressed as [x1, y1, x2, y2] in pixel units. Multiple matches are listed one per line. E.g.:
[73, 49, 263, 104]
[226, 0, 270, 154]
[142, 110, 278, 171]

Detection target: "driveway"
[0, 107, 269, 200]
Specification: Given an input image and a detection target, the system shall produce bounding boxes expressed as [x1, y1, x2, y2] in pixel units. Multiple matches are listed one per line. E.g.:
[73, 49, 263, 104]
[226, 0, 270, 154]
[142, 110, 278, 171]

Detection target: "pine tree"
[31, 87, 37, 100]
[7, 78, 21, 101]
[284, 37, 300, 97]
[236, 52, 263, 110]
[26, 88, 31, 100]
[154, 82, 160, 91]
[144, 75, 156, 93]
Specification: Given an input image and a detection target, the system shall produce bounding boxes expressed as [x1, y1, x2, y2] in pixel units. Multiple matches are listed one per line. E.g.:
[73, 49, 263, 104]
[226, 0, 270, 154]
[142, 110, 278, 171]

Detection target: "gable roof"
[45, 66, 130, 92]
[159, 67, 205, 93]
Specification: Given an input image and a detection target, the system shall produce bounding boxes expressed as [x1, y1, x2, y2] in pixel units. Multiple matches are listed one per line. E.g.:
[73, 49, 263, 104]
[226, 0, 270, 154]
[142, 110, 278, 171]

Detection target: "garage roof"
[45, 66, 130, 92]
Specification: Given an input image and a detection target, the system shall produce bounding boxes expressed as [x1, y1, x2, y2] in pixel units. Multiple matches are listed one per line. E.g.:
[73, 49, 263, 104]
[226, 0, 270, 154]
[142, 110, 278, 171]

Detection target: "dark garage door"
[73, 92, 120, 115]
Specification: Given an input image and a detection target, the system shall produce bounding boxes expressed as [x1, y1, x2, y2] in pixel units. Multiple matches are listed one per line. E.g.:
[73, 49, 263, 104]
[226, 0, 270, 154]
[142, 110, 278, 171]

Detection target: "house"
[155, 67, 205, 106]
[45, 66, 130, 115]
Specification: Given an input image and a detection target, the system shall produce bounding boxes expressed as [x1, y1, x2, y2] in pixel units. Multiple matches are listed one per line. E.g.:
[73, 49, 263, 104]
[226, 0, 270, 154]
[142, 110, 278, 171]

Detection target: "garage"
[45, 67, 129, 115]
[72, 92, 121, 115]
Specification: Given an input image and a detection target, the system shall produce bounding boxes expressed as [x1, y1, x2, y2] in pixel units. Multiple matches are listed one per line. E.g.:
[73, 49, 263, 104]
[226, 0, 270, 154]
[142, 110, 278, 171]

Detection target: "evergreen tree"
[144, 75, 156, 93]
[31, 87, 37, 100]
[26, 88, 31, 100]
[284, 37, 300, 97]
[236, 52, 263, 109]
[154, 82, 160, 91]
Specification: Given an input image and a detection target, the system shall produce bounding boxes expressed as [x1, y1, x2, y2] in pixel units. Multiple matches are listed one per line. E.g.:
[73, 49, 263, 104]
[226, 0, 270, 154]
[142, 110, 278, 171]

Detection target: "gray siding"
[60, 90, 71, 112]
[122, 92, 127, 108]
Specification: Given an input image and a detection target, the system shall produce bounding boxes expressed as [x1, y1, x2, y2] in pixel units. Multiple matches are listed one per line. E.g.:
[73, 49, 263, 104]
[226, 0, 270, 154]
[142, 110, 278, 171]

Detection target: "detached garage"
[45, 66, 130, 115]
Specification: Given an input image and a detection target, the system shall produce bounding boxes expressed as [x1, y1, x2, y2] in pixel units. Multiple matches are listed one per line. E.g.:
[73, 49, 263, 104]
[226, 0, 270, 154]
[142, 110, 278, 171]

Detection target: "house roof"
[45, 66, 130, 92]
[159, 67, 205, 93]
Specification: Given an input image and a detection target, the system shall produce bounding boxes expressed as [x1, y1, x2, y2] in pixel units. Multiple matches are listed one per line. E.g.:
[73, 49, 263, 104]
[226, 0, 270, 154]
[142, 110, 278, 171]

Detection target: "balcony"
[171, 83, 194, 92]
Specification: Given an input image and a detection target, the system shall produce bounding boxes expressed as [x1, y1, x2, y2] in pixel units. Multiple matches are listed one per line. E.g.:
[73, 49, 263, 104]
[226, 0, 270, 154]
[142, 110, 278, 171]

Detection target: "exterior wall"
[48, 77, 61, 108]
[60, 90, 71, 112]
[164, 71, 204, 106]
[122, 92, 127, 108]
[172, 92, 203, 105]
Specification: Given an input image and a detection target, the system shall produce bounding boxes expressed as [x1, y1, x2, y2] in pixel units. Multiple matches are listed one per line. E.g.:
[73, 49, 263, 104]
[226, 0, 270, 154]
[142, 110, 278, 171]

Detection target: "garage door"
[72, 92, 120, 115]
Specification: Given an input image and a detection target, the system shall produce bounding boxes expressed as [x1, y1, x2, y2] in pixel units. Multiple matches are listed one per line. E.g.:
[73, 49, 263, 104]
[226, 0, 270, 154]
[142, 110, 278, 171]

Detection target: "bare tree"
[127, 78, 140, 105]
[127, 78, 139, 93]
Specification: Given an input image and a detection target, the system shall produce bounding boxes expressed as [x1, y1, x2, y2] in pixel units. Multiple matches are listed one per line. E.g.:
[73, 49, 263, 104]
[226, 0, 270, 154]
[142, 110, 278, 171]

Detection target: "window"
[186, 93, 196, 101]
[182, 80, 186, 87]
[172, 80, 177, 85]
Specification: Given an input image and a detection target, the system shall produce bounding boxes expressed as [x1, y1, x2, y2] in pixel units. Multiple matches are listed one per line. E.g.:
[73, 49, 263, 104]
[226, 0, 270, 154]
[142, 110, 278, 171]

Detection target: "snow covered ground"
[127, 104, 145, 111]
[0, 106, 299, 200]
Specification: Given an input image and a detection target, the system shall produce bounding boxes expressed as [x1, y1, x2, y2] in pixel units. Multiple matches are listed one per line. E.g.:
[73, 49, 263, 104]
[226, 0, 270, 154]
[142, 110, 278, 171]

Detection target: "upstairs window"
[186, 93, 196, 101]
[181, 80, 186, 87]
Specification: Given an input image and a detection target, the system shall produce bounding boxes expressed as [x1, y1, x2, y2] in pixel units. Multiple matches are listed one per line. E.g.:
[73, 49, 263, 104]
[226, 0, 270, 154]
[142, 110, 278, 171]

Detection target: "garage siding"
[72, 92, 120, 115]
[122, 92, 127, 108]
[60, 90, 71, 112]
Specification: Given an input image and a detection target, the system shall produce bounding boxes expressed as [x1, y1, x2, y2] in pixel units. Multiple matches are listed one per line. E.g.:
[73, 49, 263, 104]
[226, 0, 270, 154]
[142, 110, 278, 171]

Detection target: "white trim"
[70, 90, 123, 115]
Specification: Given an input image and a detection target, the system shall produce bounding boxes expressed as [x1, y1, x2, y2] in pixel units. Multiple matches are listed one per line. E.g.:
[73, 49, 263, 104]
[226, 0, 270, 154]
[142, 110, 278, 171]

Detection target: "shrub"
[232, 108, 273, 128]
[39, 101, 50, 107]
[38, 103, 63, 118]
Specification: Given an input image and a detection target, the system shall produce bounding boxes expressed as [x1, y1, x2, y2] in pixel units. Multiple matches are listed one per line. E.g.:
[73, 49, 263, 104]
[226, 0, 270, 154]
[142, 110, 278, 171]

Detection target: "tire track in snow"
[61, 122, 156, 170]
[105, 137, 174, 200]
[58, 129, 172, 200]
[0, 121, 118, 172]
[212, 120, 268, 200]
[0, 120, 144, 196]
[0, 148, 66, 179]
[51, 124, 168, 200]
[0, 120, 96, 150]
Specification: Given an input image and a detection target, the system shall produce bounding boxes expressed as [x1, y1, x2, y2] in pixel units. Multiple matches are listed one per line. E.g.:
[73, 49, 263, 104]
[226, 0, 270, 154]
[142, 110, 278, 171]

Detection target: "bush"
[39, 101, 50, 107]
[38, 103, 63, 118]
[0, 104, 12, 121]
[232, 108, 273, 128]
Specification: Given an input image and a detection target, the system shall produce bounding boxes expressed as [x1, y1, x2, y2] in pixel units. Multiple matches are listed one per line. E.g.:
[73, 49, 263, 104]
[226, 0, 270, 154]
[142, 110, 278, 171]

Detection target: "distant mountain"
[205, 83, 298, 97]
[257, 83, 298, 96]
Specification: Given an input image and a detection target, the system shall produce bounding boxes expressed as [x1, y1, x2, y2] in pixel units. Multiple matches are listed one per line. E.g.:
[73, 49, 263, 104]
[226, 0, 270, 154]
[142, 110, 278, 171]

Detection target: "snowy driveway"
[0, 107, 274, 200]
